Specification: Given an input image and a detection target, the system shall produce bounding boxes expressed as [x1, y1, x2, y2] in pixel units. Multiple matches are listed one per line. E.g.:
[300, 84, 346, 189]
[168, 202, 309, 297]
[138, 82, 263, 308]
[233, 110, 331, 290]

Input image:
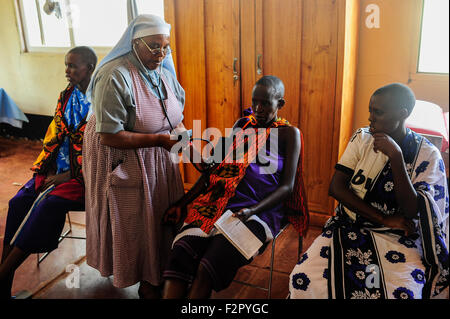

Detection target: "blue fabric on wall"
[0, 88, 29, 129]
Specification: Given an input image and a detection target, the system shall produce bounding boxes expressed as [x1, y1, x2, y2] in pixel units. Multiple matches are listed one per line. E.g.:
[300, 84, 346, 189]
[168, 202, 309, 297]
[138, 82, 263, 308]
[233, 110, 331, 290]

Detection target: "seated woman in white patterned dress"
[289, 83, 448, 299]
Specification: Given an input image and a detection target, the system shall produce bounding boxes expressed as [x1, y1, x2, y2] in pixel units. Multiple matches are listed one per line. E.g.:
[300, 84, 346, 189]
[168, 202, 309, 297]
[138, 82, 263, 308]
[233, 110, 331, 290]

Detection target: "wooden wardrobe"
[164, 0, 359, 226]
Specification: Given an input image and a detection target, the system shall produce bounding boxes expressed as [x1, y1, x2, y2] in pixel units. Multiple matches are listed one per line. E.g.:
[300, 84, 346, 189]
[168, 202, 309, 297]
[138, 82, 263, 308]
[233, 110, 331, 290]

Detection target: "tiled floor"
[0, 136, 322, 299]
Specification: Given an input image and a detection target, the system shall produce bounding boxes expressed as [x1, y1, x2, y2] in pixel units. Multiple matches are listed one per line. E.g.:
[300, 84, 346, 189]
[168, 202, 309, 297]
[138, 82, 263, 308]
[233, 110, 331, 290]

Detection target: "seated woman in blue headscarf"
[0, 46, 97, 299]
[289, 83, 448, 299]
[82, 14, 187, 299]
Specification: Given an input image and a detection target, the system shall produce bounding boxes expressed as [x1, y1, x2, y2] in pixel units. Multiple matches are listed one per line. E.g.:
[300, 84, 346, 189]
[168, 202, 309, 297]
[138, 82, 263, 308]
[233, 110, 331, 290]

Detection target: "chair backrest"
[420, 133, 443, 150]
[406, 100, 448, 152]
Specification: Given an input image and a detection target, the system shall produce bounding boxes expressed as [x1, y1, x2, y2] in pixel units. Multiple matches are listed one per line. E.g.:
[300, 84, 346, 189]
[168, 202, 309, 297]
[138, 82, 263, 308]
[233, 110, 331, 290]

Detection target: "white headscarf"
[87, 14, 176, 100]
[132, 14, 170, 39]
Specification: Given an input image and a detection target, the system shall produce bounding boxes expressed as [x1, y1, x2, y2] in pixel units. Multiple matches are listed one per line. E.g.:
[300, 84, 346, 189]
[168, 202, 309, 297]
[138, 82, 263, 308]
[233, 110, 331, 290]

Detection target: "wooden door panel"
[205, 0, 241, 132]
[260, 0, 303, 128]
[167, 0, 354, 223]
[258, 0, 339, 216]
[169, 0, 241, 184]
[239, 0, 258, 109]
[300, 0, 339, 216]
[172, 0, 208, 184]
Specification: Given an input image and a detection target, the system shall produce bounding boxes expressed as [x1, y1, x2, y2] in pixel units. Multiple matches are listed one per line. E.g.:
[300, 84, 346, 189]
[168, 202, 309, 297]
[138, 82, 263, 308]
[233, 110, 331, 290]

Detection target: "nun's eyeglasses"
[140, 38, 172, 56]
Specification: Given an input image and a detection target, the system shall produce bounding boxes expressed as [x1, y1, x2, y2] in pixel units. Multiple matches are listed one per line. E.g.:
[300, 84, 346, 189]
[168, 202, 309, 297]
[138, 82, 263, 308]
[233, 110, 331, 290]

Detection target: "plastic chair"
[232, 223, 303, 298]
[420, 133, 443, 150]
[37, 211, 86, 266]
[406, 100, 448, 152]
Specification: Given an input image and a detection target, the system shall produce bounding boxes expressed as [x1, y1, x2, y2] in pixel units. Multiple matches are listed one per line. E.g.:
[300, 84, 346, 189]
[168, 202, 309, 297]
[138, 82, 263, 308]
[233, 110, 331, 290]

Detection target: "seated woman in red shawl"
[0, 46, 97, 299]
[162, 75, 309, 298]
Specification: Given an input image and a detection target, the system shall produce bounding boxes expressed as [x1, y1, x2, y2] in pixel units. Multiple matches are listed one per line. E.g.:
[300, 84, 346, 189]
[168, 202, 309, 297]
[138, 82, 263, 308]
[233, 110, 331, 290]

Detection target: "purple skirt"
[4, 177, 84, 253]
[163, 220, 268, 291]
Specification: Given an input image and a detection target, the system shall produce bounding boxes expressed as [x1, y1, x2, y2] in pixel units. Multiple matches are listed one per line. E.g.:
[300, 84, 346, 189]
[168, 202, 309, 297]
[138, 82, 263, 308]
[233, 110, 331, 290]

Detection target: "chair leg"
[60, 212, 86, 240]
[231, 224, 288, 297]
[267, 236, 277, 299]
[66, 213, 73, 235]
[37, 213, 73, 266]
[298, 236, 303, 261]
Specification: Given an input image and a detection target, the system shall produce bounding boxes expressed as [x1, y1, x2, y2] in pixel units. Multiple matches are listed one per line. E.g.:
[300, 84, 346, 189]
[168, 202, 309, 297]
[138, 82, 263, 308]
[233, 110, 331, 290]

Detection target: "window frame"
[409, 0, 449, 81]
[13, 0, 153, 54]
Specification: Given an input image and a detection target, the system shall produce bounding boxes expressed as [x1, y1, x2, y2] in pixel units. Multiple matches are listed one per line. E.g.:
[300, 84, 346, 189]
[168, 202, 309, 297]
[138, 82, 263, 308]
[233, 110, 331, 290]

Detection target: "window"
[16, 0, 165, 51]
[417, 0, 449, 74]
[136, 0, 164, 18]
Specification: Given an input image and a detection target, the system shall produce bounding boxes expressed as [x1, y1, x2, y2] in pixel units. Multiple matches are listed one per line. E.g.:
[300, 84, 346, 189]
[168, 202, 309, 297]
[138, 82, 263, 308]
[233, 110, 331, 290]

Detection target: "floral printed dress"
[289, 128, 448, 299]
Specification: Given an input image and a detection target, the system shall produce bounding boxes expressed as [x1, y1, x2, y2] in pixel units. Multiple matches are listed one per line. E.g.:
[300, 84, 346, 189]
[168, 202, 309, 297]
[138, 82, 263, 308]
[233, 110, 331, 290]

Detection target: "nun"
[82, 14, 187, 299]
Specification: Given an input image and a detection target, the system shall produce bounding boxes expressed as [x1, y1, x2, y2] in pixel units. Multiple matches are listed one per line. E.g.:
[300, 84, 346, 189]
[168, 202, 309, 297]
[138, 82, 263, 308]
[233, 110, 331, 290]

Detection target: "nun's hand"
[159, 134, 181, 152]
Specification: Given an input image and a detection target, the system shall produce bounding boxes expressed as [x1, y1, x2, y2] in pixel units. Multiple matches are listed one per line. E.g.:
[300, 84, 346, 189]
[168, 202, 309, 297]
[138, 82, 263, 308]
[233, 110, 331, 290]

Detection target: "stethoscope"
[133, 44, 214, 173]
[133, 43, 176, 132]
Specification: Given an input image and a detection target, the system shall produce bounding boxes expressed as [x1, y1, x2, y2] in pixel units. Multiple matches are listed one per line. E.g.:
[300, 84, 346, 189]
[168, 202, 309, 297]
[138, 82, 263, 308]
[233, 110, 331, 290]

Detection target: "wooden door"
[204, 0, 241, 134]
[166, 0, 358, 225]
[239, 0, 338, 223]
[299, 0, 341, 223]
[240, 0, 358, 225]
[166, 0, 241, 185]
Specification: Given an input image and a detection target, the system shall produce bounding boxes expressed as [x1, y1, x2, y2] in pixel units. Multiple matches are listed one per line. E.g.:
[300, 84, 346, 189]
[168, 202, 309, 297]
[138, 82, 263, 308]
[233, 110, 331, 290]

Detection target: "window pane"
[19, 0, 166, 49]
[21, 0, 42, 46]
[20, 0, 71, 47]
[418, 0, 449, 73]
[136, 0, 164, 18]
[37, 0, 71, 47]
[70, 0, 128, 47]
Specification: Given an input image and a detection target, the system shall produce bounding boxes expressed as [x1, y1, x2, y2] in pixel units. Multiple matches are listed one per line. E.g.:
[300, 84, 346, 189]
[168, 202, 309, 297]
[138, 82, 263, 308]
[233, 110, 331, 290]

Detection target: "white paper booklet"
[214, 210, 263, 260]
